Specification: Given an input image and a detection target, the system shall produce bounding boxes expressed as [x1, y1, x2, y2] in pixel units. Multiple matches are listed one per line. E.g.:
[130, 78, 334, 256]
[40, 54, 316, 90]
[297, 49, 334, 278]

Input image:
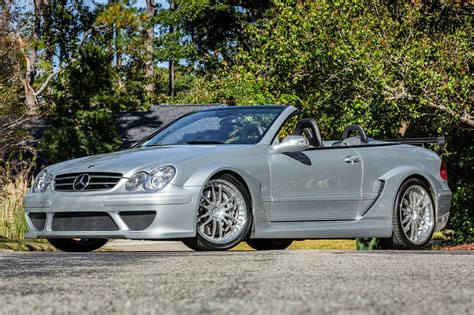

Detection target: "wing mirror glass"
[271, 135, 309, 154]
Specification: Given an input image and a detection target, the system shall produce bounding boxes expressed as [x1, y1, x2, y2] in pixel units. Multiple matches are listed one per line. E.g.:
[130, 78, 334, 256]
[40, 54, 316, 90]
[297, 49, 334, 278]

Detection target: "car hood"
[48, 145, 243, 177]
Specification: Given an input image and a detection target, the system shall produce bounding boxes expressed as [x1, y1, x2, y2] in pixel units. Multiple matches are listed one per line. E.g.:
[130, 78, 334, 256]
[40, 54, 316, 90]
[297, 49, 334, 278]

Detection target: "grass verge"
[233, 239, 355, 251]
[1, 162, 31, 239]
[0, 237, 55, 251]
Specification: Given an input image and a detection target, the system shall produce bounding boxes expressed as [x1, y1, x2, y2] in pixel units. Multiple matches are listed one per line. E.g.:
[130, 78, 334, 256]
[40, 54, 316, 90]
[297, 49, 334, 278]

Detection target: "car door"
[351, 145, 397, 216]
[269, 147, 363, 221]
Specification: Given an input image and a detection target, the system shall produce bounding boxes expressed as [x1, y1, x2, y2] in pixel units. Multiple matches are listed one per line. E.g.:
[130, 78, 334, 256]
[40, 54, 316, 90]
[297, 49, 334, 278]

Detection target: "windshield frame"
[133, 106, 288, 148]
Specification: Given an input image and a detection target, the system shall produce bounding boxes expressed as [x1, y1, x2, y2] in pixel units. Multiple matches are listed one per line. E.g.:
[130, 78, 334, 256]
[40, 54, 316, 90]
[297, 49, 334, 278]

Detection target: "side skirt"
[252, 218, 391, 239]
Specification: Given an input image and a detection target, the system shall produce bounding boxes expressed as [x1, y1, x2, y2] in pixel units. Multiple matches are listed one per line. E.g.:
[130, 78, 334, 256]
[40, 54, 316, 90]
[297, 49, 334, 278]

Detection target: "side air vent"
[29, 213, 46, 231]
[120, 211, 156, 231]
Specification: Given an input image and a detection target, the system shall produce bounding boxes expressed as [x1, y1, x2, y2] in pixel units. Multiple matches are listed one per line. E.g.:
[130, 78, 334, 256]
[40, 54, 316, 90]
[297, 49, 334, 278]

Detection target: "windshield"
[141, 107, 284, 146]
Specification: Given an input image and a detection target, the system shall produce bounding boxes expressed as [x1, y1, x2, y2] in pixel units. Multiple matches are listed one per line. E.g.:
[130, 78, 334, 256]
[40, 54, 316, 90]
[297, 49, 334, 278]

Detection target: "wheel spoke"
[202, 194, 212, 205]
[225, 205, 238, 213]
[198, 212, 210, 220]
[211, 185, 217, 202]
[211, 218, 217, 238]
[201, 216, 213, 227]
[409, 191, 416, 207]
[413, 192, 419, 206]
[223, 213, 238, 222]
[402, 215, 411, 225]
[218, 184, 223, 204]
[221, 198, 235, 208]
[221, 216, 232, 227]
[403, 221, 411, 233]
[218, 220, 223, 239]
[410, 221, 416, 240]
[414, 221, 420, 241]
[200, 204, 212, 211]
[420, 200, 430, 210]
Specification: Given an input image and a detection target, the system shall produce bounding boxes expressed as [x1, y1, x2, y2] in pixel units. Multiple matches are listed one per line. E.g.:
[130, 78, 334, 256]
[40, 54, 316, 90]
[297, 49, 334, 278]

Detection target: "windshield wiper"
[186, 141, 224, 145]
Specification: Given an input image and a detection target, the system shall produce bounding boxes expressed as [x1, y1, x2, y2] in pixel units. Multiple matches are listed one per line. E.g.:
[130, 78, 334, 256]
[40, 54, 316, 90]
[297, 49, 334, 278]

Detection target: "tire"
[182, 174, 253, 251]
[379, 178, 435, 250]
[246, 239, 293, 251]
[48, 238, 108, 252]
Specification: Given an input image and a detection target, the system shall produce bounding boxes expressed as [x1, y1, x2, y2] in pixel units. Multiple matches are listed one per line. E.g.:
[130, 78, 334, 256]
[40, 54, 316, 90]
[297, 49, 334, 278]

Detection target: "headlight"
[126, 165, 176, 192]
[32, 169, 53, 193]
[125, 172, 148, 191]
[144, 166, 176, 191]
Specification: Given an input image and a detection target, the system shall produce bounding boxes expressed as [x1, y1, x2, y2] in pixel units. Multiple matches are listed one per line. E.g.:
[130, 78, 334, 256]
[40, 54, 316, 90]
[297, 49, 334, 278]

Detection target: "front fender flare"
[182, 162, 267, 232]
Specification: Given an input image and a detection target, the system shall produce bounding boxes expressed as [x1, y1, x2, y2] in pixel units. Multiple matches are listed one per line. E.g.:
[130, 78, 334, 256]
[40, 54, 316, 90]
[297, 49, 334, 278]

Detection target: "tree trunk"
[22, 0, 42, 116]
[168, 59, 175, 97]
[399, 119, 410, 137]
[145, 0, 155, 94]
[168, 0, 175, 97]
[0, 0, 13, 32]
[43, 0, 54, 67]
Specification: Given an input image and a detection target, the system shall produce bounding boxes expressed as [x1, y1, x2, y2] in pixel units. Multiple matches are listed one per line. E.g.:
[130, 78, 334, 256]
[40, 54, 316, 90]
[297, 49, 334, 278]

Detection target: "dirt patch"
[437, 243, 474, 251]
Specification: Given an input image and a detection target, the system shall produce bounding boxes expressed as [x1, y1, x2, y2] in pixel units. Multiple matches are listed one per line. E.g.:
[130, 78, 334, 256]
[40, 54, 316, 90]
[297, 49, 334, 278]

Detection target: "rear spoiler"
[382, 136, 446, 147]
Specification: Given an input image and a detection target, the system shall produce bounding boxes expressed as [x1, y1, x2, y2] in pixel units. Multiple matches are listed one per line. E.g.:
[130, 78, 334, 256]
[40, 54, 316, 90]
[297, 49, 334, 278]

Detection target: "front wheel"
[379, 178, 435, 250]
[182, 174, 253, 251]
[246, 239, 293, 251]
[48, 238, 108, 252]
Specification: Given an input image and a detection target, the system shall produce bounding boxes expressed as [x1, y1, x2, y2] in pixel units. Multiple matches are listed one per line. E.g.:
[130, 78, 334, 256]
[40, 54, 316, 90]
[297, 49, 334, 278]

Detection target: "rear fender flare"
[374, 166, 440, 219]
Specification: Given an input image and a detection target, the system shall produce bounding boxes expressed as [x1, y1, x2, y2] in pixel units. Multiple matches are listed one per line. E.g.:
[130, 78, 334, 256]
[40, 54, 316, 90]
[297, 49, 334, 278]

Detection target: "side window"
[276, 115, 299, 143]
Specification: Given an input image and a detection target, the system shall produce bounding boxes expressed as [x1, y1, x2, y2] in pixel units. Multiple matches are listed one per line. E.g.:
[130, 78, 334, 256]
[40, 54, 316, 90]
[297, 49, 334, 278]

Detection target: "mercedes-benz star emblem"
[73, 174, 90, 191]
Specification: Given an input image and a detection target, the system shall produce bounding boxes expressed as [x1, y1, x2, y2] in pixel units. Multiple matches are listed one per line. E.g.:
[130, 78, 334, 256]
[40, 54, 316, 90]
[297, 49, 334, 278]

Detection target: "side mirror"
[271, 135, 309, 154]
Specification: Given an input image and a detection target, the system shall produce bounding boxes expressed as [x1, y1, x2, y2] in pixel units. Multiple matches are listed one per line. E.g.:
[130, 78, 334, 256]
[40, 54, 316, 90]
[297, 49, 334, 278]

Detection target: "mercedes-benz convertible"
[24, 105, 452, 251]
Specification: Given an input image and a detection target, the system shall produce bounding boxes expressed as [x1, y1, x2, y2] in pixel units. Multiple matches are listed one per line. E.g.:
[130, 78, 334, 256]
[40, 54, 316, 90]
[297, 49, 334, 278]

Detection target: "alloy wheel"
[399, 184, 434, 245]
[197, 179, 248, 244]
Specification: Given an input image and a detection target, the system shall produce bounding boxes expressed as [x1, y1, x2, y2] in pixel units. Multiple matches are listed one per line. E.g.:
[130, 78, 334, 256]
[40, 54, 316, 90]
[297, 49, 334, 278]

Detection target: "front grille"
[52, 212, 119, 231]
[120, 211, 156, 231]
[29, 213, 46, 231]
[54, 172, 122, 192]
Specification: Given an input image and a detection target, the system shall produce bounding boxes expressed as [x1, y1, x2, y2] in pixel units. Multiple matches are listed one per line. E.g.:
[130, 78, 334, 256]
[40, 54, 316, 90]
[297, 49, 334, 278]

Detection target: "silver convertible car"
[24, 105, 452, 251]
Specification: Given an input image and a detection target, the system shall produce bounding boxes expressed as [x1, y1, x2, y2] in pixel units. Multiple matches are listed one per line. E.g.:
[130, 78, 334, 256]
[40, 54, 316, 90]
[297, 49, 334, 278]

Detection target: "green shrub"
[40, 109, 121, 163]
[171, 0, 473, 244]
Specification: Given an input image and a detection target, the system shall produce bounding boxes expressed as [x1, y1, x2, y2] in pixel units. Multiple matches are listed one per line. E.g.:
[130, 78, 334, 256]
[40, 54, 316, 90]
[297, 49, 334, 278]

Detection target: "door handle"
[344, 155, 360, 164]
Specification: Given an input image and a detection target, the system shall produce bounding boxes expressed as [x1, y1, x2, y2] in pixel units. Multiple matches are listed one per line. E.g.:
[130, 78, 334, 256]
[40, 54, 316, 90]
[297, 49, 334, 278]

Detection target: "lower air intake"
[52, 212, 119, 231]
[120, 211, 156, 231]
[29, 213, 46, 231]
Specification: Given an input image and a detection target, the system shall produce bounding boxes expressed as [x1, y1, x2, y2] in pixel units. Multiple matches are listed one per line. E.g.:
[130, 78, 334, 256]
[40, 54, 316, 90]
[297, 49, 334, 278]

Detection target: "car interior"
[291, 118, 370, 148]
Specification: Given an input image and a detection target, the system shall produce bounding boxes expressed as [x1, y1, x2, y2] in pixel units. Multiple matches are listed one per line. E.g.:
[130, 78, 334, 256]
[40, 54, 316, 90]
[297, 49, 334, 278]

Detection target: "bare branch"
[383, 85, 474, 128]
[33, 69, 59, 96]
[424, 98, 474, 128]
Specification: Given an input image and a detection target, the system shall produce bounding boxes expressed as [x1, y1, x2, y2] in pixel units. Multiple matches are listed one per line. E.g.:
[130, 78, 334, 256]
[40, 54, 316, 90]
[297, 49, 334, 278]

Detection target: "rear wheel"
[182, 174, 252, 251]
[246, 239, 293, 251]
[48, 238, 108, 252]
[379, 178, 435, 250]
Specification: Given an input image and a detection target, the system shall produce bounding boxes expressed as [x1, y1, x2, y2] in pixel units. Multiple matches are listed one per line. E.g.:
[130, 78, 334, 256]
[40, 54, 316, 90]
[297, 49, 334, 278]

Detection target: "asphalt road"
[1, 250, 473, 314]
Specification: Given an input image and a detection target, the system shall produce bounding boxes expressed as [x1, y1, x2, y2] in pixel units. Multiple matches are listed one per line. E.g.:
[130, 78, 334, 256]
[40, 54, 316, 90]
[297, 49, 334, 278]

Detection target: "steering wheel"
[239, 124, 263, 143]
[341, 125, 368, 143]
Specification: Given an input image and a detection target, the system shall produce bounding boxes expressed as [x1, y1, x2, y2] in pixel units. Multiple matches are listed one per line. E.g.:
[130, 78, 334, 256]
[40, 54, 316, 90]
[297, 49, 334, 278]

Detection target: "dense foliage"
[0, 0, 472, 243]
[180, 1, 473, 243]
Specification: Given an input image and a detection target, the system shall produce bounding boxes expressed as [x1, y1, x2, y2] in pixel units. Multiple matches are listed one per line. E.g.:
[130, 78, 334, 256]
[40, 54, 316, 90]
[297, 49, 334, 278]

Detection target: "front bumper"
[24, 185, 201, 240]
